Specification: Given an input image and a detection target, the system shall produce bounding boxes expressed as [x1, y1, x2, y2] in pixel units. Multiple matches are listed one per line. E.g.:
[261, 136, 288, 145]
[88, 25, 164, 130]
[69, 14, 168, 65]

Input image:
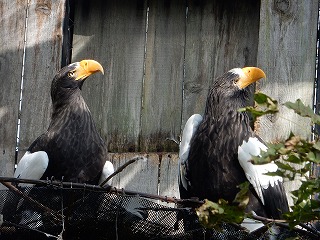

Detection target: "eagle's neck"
[49, 88, 93, 130]
[203, 87, 250, 124]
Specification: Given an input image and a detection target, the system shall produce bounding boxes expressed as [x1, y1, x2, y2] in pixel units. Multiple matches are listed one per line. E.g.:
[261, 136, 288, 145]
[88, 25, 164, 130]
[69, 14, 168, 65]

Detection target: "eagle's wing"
[178, 114, 203, 196]
[238, 137, 289, 218]
[14, 151, 49, 186]
[99, 161, 114, 185]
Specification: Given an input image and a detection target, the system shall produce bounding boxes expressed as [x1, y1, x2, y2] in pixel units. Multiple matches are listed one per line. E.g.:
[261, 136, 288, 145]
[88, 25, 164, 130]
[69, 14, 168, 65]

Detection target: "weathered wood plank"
[257, 0, 318, 205]
[18, 0, 66, 160]
[72, 0, 147, 152]
[183, 0, 261, 125]
[158, 153, 179, 201]
[0, 1, 27, 180]
[140, 0, 186, 152]
[109, 153, 159, 195]
[257, 0, 317, 140]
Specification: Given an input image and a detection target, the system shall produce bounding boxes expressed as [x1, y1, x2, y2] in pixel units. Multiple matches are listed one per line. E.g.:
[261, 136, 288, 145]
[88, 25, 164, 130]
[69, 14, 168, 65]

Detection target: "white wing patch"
[238, 137, 283, 205]
[178, 114, 203, 190]
[99, 161, 115, 185]
[14, 151, 49, 187]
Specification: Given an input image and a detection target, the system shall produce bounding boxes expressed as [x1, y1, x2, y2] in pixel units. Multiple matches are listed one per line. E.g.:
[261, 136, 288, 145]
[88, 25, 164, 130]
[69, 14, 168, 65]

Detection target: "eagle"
[178, 67, 289, 220]
[14, 59, 114, 186]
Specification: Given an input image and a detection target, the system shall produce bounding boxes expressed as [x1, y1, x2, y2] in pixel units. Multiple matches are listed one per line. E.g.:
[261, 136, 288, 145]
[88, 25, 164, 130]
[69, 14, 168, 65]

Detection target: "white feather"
[178, 114, 203, 190]
[14, 151, 49, 187]
[229, 68, 245, 78]
[99, 161, 114, 185]
[238, 137, 283, 205]
[240, 217, 264, 232]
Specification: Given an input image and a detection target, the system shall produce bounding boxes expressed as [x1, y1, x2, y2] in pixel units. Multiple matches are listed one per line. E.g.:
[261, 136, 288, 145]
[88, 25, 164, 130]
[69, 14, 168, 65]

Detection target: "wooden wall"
[0, 0, 318, 200]
[0, 0, 66, 185]
[257, 0, 318, 204]
[72, 0, 262, 153]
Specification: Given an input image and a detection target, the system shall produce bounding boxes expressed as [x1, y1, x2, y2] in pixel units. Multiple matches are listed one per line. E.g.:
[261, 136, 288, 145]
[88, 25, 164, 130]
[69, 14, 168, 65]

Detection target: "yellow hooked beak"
[75, 59, 104, 80]
[236, 67, 266, 89]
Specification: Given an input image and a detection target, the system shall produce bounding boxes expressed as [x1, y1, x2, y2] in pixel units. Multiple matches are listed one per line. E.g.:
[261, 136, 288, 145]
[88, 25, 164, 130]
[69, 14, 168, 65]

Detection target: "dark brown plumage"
[179, 67, 289, 219]
[26, 60, 106, 184]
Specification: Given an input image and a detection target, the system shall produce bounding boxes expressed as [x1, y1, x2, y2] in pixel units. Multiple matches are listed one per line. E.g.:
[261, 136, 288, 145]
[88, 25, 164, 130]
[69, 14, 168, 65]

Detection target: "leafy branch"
[238, 92, 278, 122]
[196, 182, 249, 229]
[196, 93, 320, 231]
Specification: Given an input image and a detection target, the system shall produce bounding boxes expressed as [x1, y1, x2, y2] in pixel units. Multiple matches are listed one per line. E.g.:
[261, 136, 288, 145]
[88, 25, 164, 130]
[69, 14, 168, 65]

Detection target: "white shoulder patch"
[178, 114, 203, 190]
[238, 137, 282, 205]
[99, 161, 115, 185]
[14, 151, 49, 187]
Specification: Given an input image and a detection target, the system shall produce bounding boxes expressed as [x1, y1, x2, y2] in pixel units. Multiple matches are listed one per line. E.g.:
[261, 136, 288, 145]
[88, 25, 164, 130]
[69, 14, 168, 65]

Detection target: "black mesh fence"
[0, 179, 319, 240]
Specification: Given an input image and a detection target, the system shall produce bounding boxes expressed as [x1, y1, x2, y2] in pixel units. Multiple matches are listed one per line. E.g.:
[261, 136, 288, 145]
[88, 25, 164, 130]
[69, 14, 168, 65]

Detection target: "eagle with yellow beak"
[179, 67, 289, 220]
[14, 60, 114, 185]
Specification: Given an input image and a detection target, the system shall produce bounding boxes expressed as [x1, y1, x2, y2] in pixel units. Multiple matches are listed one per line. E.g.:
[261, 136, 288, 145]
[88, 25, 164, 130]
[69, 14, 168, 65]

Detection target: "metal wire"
[0, 178, 318, 240]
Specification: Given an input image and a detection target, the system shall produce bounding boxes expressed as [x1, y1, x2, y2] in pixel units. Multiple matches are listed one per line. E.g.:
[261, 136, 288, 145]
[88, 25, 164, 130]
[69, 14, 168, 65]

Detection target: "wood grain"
[158, 153, 179, 206]
[72, 0, 147, 152]
[1, 0, 318, 203]
[18, 0, 66, 160]
[108, 152, 179, 206]
[0, 1, 27, 180]
[183, 0, 261, 126]
[109, 153, 159, 195]
[257, 0, 318, 141]
[257, 0, 318, 205]
[140, 0, 185, 152]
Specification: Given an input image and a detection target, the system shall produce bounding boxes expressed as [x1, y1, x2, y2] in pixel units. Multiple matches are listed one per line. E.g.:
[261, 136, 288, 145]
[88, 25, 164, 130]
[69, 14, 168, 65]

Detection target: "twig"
[251, 214, 320, 238]
[165, 137, 179, 145]
[99, 156, 146, 187]
[0, 177, 204, 206]
[0, 181, 62, 222]
[251, 214, 287, 224]
[2, 221, 58, 239]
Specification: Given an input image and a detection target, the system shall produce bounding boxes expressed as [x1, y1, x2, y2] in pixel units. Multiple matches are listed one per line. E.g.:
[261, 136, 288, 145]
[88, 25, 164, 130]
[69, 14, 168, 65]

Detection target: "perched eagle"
[14, 60, 114, 185]
[178, 67, 289, 219]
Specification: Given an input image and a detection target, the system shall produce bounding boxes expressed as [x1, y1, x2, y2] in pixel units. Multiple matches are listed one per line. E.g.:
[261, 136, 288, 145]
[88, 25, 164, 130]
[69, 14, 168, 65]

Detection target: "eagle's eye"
[68, 71, 75, 78]
[233, 78, 239, 85]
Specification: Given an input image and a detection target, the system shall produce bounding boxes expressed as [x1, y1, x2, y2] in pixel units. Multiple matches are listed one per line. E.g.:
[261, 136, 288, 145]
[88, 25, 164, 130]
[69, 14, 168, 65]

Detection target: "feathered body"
[4, 60, 114, 231]
[179, 68, 289, 219]
[15, 60, 111, 184]
[185, 71, 251, 201]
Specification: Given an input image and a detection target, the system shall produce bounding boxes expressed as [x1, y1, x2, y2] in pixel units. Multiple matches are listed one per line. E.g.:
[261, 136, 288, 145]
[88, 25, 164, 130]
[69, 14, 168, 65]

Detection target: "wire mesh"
[0, 180, 318, 240]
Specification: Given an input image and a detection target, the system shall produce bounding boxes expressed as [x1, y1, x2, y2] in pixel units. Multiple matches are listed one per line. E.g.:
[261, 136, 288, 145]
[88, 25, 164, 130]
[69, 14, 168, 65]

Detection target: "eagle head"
[51, 60, 104, 101]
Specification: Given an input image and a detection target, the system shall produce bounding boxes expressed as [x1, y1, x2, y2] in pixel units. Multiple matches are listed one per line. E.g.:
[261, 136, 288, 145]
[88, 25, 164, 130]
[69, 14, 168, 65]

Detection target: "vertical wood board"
[108, 152, 179, 206]
[257, 0, 318, 205]
[0, 1, 27, 179]
[72, 0, 147, 152]
[140, 0, 186, 152]
[257, 0, 318, 141]
[158, 153, 179, 207]
[183, 0, 261, 126]
[109, 153, 159, 195]
[18, 0, 66, 160]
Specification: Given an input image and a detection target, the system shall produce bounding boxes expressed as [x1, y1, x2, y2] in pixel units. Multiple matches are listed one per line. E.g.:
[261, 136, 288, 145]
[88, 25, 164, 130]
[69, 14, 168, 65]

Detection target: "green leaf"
[313, 142, 320, 151]
[253, 92, 269, 104]
[284, 99, 320, 124]
[239, 92, 278, 121]
[307, 151, 316, 162]
[285, 154, 302, 164]
[233, 182, 250, 209]
[275, 161, 296, 172]
[311, 151, 320, 164]
[196, 199, 245, 229]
